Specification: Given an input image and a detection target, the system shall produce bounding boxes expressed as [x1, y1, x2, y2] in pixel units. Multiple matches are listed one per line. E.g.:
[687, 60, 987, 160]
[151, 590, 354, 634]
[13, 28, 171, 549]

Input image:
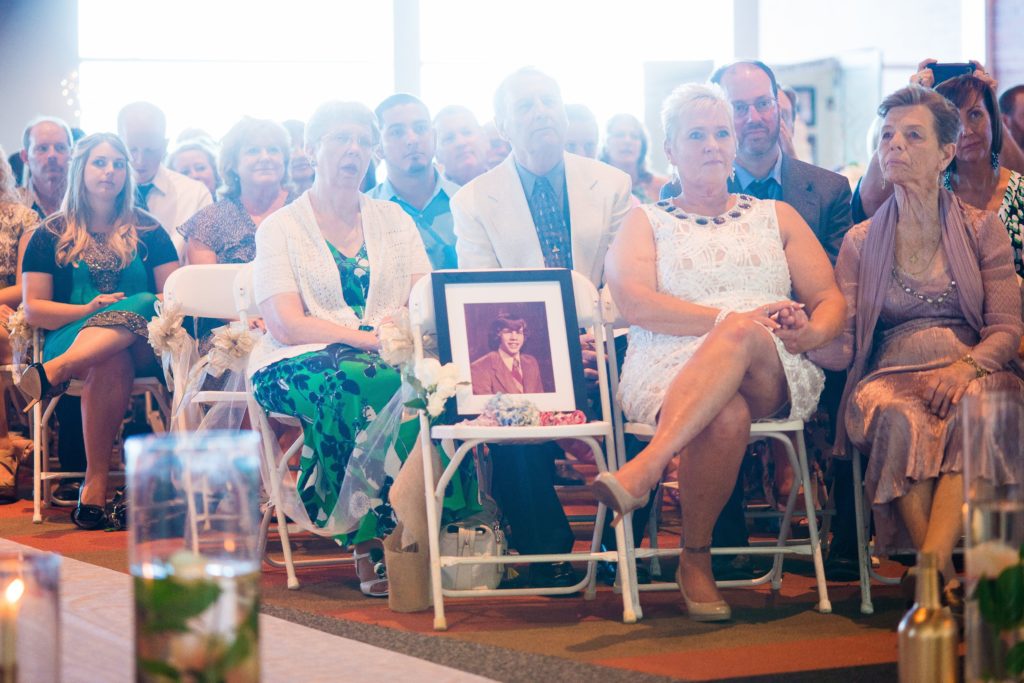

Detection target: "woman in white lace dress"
[593, 83, 846, 621]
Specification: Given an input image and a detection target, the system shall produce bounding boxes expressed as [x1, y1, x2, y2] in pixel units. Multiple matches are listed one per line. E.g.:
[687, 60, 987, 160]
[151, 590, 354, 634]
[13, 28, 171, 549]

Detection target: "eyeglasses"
[732, 98, 777, 118]
[320, 132, 375, 150]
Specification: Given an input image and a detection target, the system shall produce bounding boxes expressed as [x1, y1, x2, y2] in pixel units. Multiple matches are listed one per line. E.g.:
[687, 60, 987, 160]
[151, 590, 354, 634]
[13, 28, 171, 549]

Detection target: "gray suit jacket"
[777, 155, 853, 265]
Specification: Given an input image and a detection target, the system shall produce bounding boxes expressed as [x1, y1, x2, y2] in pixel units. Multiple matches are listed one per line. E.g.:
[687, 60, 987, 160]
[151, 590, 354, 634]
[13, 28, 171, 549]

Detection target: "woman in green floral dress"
[248, 102, 476, 597]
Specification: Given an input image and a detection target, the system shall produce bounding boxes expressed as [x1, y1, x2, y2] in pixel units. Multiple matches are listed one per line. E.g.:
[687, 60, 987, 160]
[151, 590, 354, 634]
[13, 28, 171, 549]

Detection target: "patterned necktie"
[530, 176, 572, 269]
[136, 183, 154, 211]
[511, 357, 524, 391]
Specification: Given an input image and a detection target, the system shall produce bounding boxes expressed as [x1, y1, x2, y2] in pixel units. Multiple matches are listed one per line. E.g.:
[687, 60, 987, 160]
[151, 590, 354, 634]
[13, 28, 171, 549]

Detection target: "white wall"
[754, 0, 987, 168]
[0, 0, 79, 156]
[759, 0, 981, 93]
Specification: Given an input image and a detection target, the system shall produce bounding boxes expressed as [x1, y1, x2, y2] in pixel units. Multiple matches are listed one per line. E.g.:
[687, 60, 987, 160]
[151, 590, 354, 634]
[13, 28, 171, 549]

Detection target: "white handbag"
[439, 519, 507, 590]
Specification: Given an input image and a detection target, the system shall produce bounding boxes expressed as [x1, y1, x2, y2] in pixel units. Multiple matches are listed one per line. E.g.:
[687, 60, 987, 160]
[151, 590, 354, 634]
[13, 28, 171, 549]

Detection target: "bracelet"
[958, 354, 990, 378]
[714, 309, 733, 327]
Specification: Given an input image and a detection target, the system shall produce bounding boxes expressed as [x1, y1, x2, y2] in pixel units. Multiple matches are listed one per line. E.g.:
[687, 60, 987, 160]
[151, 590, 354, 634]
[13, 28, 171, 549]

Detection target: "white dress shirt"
[142, 166, 213, 260]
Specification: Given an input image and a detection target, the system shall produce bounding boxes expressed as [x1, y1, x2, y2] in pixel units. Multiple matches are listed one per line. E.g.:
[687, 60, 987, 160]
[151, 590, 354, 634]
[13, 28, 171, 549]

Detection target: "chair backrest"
[232, 263, 261, 324]
[163, 264, 247, 319]
[600, 286, 629, 328]
[408, 274, 435, 335]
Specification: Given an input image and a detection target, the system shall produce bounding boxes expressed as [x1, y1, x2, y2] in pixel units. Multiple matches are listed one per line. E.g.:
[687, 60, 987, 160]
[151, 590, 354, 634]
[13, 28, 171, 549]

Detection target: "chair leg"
[647, 482, 663, 578]
[796, 431, 831, 613]
[584, 501, 606, 601]
[851, 449, 874, 614]
[423, 427, 447, 631]
[275, 505, 300, 590]
[32, 399, 42, 524]
[258, 504, 272, 561]
[617, 509, 641, 623]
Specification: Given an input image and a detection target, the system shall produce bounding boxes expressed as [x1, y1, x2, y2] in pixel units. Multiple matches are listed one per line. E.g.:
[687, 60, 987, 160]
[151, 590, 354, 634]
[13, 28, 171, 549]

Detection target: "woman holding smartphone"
[859, 59, 1024, 277]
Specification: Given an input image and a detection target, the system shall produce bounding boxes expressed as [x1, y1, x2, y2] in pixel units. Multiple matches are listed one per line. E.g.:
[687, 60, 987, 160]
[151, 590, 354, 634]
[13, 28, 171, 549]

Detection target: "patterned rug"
[0, 493, 907, 682]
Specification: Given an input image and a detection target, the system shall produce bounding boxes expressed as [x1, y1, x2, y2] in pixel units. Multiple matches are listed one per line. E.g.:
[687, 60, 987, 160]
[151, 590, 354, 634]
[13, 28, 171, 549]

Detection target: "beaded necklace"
[656, 194, 755, 224]
[891, 267, 957, 305]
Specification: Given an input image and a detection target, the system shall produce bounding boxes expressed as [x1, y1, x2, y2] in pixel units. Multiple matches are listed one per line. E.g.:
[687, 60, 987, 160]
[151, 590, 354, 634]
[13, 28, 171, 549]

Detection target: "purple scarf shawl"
[834, 189, 985, 451]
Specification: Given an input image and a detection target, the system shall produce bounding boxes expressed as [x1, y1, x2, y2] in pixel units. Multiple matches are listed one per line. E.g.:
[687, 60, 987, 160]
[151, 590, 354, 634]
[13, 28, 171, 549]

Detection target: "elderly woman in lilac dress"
[809, 85, 1024, 603]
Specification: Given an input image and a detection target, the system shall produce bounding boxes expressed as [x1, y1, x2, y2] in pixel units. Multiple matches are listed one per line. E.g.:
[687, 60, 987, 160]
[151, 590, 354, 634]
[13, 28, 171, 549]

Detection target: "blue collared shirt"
[368, 168, 460, 269]
[731, 152, 784, 199]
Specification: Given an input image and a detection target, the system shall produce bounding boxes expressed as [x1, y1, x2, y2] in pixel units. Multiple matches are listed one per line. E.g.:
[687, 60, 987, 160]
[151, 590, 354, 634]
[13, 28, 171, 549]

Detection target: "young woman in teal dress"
[248, 102, 477, 597]
[20, 133, 179, 529]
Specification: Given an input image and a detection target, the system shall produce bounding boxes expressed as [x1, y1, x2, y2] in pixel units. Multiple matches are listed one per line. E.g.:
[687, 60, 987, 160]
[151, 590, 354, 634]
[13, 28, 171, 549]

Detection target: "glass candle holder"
[0, 550, 61, 683]
[962, 391, 1024, 682]
[126, 431, 262, 683]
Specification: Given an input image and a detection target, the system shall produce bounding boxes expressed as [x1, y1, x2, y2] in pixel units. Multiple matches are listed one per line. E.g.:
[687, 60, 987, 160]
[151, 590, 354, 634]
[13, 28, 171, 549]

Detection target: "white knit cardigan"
[247, 192, 431, 377]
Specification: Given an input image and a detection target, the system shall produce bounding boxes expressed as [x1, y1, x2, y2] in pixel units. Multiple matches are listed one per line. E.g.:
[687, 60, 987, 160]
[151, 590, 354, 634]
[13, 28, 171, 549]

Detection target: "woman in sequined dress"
[20, 133, 178, 529]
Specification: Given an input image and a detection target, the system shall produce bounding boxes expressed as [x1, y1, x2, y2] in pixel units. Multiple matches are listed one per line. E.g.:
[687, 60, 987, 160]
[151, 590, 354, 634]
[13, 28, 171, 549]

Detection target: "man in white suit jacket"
[452, 150, 631, 287]
[451, 68, 631, 588]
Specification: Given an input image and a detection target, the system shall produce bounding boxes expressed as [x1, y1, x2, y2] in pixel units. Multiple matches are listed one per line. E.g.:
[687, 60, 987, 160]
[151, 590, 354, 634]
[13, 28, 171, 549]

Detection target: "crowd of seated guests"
[3, 57, 1024, 629]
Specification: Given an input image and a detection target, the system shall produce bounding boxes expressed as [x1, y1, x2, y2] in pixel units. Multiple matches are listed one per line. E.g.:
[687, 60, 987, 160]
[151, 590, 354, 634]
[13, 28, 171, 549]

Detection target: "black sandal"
[106, 488, 128, 531]
[71, 502, 107, 530]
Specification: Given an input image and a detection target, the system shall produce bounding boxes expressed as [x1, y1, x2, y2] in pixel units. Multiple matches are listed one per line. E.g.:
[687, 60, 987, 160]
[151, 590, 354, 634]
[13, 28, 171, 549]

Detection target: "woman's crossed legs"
[615, 316, 790, 604]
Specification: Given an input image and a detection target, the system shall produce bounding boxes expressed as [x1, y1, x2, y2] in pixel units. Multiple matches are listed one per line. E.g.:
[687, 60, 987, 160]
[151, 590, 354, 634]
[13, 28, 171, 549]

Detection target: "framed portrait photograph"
[431, 269, 586, 418]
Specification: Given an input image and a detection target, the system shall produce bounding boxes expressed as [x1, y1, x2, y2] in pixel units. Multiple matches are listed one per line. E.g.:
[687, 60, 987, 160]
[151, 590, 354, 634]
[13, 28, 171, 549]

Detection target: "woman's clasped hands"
[730, 300, 821, 355]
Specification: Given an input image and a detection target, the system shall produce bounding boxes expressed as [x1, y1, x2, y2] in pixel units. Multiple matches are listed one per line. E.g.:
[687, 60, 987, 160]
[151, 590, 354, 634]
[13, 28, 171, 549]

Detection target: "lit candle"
[1, 577, 24, 683]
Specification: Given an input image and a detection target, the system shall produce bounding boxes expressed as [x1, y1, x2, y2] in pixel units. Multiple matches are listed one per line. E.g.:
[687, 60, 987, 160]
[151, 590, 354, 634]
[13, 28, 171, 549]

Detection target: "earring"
[991, 150, 1001, 170]
[943, 167, 953, 191]
[729, 168, 736, 184]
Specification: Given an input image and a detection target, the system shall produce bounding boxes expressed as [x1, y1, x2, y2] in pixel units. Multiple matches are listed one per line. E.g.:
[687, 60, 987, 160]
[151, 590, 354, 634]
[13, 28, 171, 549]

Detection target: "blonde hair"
[661, 83, 734, 145]
[0, 146, 18, 204]
[53, 132, 139, 269]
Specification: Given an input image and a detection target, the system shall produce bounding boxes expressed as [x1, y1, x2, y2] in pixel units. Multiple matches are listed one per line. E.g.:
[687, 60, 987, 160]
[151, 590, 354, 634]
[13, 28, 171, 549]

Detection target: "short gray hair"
[305, 101, 380, 150]
[21, 115, 72, 152]
[661, 83, 734, 145]
[493, 67, 560, 124]
[877, 85, 962, 147]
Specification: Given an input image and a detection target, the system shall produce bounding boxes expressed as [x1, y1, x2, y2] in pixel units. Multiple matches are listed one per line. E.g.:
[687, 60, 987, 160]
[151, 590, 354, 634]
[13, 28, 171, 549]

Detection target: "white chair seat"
[625, 418, 807, 438]
[431, 421, 612, 442]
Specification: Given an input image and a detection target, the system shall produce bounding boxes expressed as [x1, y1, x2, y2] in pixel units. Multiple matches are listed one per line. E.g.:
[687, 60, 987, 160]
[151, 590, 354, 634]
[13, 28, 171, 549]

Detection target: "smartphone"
[927, 62, 976, 86]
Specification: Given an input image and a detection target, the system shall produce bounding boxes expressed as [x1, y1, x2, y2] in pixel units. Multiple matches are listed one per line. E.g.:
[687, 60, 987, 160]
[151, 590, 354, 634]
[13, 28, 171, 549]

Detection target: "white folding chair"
[600, 287, 832, 614]
[233, 263, 351, 590]
[162, 264, 254, 428]
[411, 270, 638, 631]
[163, 264, 261, 541]
[30, 328, 172, 523]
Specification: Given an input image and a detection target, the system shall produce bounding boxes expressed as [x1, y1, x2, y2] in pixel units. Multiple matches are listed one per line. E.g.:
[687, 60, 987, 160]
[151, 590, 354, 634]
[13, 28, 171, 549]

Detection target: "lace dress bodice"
[618, 196, 825, 425]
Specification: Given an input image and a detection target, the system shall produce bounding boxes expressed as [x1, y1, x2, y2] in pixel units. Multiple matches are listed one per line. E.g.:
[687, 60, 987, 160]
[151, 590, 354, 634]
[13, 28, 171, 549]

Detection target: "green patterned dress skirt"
[251, 242, 478, 546]
[43, 238, 158, 361]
